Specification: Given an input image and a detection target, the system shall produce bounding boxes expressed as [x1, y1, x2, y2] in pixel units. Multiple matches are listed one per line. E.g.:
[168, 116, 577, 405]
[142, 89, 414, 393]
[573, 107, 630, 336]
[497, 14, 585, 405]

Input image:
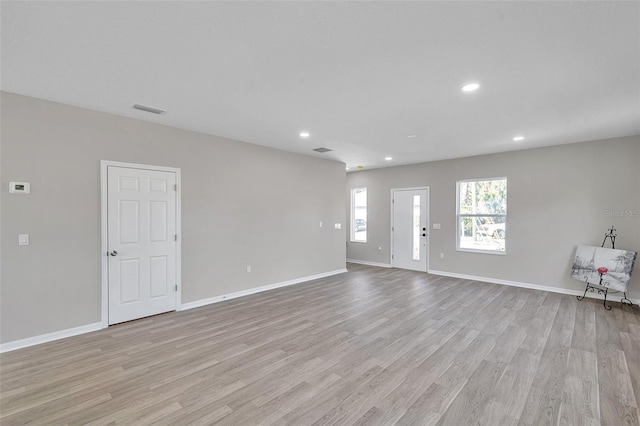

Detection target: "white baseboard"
[4, 266, 631, 353]
[0, 322, 103, 353]
[179, 268, 348, 311]
[0, 269, 348, 353]
[428, 269, 640, 305]
[346, 259, 392, 268]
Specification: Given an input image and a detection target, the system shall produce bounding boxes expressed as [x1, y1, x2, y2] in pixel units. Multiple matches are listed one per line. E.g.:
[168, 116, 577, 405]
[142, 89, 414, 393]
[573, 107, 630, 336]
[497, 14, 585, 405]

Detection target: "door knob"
[422, 227, 426, 231]
[422, 233, 426, 237]
[110, 251, 118, 256]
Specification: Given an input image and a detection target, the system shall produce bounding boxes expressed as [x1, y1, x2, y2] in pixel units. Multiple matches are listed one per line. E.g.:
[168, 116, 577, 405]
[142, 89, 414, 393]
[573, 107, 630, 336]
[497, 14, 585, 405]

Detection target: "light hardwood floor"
[2, 263, 640, 425]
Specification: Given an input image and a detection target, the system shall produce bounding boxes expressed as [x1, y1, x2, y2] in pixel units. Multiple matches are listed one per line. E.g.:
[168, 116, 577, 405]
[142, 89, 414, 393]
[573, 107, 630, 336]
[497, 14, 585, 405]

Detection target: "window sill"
[456, 248, 506, 256]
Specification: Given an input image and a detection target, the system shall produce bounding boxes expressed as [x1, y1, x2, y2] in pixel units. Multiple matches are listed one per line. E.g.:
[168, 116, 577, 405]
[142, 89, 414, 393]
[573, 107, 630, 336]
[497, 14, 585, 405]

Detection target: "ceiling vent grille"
[132, 104, 165, 114]
[313, 147, 333, 153]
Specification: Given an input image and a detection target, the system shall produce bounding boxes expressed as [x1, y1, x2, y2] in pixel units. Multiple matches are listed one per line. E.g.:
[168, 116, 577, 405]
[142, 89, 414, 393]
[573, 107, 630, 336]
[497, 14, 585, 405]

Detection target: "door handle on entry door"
[110, 251, 118, 256]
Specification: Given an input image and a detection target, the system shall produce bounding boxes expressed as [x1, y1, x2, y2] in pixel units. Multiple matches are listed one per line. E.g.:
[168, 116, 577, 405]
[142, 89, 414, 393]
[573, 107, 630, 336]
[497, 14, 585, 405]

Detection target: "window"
[412, 195, 421, 260]
[457, 177, 507, 254]
[351, 187, 367, 242]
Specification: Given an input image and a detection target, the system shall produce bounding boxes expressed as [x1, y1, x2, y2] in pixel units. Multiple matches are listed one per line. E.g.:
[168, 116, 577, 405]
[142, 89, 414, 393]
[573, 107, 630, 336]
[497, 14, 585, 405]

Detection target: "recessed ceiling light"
[385, 157, 392, 161]
[299, 132, 310, 138]
[513, 136, 525, 141]
[407, 134, 417, 138]
[461, 83, 480, 92]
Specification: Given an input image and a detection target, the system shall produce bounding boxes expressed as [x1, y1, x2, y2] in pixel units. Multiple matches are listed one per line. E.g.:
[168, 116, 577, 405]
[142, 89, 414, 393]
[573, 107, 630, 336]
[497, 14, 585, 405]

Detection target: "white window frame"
[350, 187, 367, 243]
[456, 177, 507, 255]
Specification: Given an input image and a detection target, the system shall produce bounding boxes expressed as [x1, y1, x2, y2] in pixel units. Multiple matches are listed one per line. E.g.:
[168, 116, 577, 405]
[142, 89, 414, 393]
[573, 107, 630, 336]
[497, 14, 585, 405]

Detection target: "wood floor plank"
[571, 297, 598, 353]
[558, 348, 600, 426]
[518, 346, 570, 426]
[435, 359, 507, 426]
[597, 348, 638, 423]
[621, 331, 640, 409]
[478, 348, 540, 426]
[1, 263, 639, 425]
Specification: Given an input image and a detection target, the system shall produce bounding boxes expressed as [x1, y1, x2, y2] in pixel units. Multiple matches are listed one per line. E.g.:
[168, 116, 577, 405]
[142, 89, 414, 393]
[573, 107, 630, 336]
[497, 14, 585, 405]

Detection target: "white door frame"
[390, 186, 430, 271]
[100, 160, 182, 328]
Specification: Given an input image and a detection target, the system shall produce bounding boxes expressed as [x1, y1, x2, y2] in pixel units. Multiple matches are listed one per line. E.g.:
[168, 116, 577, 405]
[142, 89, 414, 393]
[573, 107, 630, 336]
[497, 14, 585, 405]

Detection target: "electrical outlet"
[246, 265, 252, 273]
[433, 223, 441, 229]
[19, 234, 29, 246]
[10, 182, 30, 194]
[440, 253, 444, 259]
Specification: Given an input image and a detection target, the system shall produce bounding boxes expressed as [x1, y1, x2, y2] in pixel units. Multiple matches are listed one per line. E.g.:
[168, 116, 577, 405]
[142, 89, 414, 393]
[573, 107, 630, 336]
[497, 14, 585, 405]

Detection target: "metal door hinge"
[175, 285, 178, 291]
[174, 234, 178, 241]
[174, 184, 177, 191]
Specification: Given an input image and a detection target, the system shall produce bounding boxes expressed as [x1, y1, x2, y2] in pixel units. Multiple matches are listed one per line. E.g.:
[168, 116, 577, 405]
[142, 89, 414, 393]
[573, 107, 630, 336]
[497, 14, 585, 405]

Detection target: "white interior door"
[107, 166, 177, 325]
[392, 188, 428, 272]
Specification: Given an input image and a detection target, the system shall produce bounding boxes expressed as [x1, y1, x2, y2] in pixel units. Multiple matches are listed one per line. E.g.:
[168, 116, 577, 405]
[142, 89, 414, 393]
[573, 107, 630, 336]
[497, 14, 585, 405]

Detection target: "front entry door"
[107, 166, 177, 325]
[392, 188, 428, 272]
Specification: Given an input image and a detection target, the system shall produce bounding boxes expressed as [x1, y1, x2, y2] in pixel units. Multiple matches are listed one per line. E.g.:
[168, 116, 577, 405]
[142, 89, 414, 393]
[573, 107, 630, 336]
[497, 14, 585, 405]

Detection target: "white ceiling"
[2, 1, 639, 170]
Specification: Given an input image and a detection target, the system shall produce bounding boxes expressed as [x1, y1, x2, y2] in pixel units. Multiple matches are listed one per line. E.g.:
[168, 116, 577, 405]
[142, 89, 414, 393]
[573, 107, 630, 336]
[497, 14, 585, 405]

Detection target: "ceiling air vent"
[313, 147, 333, 153]
[132, 104, 165, 114]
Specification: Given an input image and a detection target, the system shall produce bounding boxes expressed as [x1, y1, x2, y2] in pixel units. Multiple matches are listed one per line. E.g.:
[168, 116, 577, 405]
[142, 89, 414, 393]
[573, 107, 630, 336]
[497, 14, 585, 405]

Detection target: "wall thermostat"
[9, 182, 30, 194]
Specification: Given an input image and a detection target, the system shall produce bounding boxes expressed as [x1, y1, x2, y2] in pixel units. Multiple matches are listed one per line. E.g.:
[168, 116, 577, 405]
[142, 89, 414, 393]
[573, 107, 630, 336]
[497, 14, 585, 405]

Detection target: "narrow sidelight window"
[351, 188, 367, 242]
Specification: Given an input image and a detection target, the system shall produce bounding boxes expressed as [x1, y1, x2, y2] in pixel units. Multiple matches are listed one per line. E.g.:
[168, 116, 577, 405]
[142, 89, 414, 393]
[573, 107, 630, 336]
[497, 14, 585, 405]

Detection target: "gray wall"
[1, 92, 346, 343]
[347, 136, 640, 297]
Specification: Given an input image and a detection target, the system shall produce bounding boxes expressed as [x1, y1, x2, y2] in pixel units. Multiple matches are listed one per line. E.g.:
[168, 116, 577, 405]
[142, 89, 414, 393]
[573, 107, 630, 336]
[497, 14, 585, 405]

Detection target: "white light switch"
[319, 222, 323, 228]
[433, 223, 441, 229]
[18, 234, 29, 246]
[334, 223, 342, 229]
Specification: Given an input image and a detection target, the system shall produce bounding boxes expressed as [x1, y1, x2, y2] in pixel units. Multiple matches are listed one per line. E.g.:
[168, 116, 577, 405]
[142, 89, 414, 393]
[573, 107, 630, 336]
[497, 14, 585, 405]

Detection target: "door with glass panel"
[392, 188, 428, 271]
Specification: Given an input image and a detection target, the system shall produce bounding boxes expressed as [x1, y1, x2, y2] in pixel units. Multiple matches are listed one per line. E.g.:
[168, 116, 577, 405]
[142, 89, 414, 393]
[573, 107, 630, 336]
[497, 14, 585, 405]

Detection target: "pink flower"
[597, 266, 608, 274]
